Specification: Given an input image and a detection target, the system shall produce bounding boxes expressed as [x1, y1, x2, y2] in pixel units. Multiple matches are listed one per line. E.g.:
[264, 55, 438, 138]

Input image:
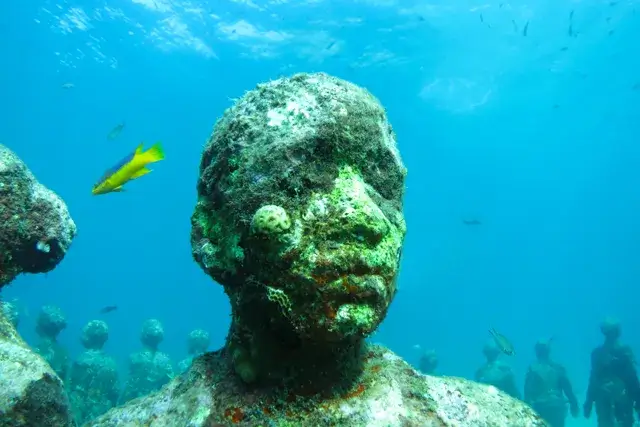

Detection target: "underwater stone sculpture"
[524, 339, 579, 427]
[475, 339, 521, 400]
[0, 144, 76, 426]
[178, 329, 211, 373]
[68, 320, 119, 425]
[34, 305, 71, 382]
[119, 318, 174, 404]
[584, 318, 640, 427]
[87, 73, 546, 426]
[0, 144, 77, 287]
[419, 348, 439, 375]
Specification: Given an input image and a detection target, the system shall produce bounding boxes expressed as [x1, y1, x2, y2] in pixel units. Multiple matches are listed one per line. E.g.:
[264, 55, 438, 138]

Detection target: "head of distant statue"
[187, 329, 210, 355]
[141, 318, 164, 350]
[483, 340, 501, 362]
[81, 320, 109, 350]
[419, 349, 438, 374]
[36, 305, 67, 340]
[600, 317, 621, 343]
[191, 73, 407, 349]
[534, 338, 552, 361]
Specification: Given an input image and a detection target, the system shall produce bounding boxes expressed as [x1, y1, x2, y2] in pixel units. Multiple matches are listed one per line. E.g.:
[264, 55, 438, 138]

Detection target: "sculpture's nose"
[349, 204, 388, 245]
[332, 178, 391, 246]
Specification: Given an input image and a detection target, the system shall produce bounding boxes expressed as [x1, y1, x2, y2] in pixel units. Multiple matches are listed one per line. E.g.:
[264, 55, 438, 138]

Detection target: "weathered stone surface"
[0, 309, 75, 426]
[87, 344, 546, 426]
[0, 144, 76, 287]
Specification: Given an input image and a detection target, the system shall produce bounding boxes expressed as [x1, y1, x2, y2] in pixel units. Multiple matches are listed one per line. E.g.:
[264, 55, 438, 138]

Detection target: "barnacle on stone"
[265, 286, 292, 319]
[250, 205, 292, 237]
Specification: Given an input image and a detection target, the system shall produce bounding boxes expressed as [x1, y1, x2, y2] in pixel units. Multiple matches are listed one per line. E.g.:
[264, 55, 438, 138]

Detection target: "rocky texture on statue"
[87, 73, 546, 426]
[0, 144, 76, 287]
[0, 310, 75, 426]
[0, 144, 76, 426]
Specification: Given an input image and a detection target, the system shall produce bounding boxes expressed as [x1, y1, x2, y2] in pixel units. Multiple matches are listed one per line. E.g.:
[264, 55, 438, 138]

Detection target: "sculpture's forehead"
[214, 76, 404, 200]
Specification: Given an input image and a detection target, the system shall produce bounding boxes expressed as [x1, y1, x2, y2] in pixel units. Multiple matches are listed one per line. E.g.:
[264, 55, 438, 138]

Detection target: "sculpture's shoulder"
[0, 310, 75, 426]
[86, 350, 230, 426]
[87, 346, 548, 427]
[326, 345, 547, 427]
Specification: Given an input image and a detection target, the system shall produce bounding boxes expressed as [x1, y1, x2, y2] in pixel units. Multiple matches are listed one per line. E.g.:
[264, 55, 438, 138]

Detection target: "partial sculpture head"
[81, 320, 109, 350]
[36, 305, 67, 339]
[534, 338, 552, 360]
[0, 144, 77, 287]
[141, 318, 164, 350]
[483, 339, 500, 362]
[187, 329, 210, 355]
[600, 317, 621, 342]
[419, 349, 438, 374]
[191, 73, 406, 344]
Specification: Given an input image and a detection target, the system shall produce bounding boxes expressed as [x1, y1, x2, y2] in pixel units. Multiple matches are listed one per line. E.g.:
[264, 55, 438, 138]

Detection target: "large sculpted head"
[191, 73, 406, 343]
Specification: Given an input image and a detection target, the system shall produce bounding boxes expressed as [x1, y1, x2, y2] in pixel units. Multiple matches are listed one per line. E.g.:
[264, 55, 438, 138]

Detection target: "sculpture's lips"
[313, 271, 384, 306]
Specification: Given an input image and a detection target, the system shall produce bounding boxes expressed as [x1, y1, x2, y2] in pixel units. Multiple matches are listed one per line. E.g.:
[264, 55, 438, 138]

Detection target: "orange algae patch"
[341, 276, 360, 294]
[324, 302, 337, 319]
[370, 364, 382, 373]
[312, 274, 331, 286]
[344, 384, 366, 399]
[224, 407, 245, 423]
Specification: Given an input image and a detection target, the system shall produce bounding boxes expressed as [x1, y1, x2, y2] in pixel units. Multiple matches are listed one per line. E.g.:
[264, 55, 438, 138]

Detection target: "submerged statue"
[524, 339, 578, 427]
[68, 320, 119, 424]
[33, 304, 70, 382]
[475, 339, 521, 399]
[584, 318, 640, 427]
[418, 349, 439, 375]
[178, 328, 211, 373]
[87, 73, 546, 426]
[119, 318, 174, 404]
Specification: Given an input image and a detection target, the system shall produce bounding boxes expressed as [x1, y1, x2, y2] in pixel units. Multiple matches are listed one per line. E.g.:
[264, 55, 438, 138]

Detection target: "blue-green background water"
[2, 0, 639, 425]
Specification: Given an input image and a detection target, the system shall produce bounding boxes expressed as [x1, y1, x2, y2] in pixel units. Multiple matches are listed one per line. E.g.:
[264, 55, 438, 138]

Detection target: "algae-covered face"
[249, 165, 406, 342]
[191, 73, 407, 343]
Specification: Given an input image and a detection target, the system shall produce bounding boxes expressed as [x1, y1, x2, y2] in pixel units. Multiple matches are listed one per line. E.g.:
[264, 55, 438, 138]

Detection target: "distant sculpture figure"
[418, 349, 439, 375]
[34, 305, 70, 382]
[119, 318, 174, 404]
[524, 339, 579, 427]
[88, 73, 546, 426]
[475, 339, 521, 399]
[584, 318, 640, 427]
[68, 320, 119, 424]
[178, 329, 211, 373]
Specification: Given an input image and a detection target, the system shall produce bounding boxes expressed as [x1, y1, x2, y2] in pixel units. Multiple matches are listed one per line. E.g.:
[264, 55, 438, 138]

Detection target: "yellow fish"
[92, 142, 164, 195]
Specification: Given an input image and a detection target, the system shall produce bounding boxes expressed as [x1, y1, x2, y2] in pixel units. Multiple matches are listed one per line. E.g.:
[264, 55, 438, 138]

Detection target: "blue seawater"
[2, 2, 639, 426]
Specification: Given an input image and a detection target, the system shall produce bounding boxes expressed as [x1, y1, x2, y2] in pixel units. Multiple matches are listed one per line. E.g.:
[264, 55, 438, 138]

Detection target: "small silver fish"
[489, 328, 515, 356]
[107, 122, 125, 140]
[61, 83, 75, 89]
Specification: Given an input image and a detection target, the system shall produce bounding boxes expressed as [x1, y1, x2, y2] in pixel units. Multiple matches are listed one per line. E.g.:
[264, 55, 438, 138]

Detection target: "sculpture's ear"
[190, 200, 245, 284]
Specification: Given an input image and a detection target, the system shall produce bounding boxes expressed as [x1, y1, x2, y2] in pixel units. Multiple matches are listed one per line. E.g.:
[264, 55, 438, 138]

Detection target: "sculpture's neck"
[142, 344, 158, 353]
[226, 317, 366, 393]
[37, 335, 57, 344]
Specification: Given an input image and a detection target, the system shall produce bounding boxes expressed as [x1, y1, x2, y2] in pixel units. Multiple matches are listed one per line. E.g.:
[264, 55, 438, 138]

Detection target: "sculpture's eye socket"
[364, 185, 403, 231]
